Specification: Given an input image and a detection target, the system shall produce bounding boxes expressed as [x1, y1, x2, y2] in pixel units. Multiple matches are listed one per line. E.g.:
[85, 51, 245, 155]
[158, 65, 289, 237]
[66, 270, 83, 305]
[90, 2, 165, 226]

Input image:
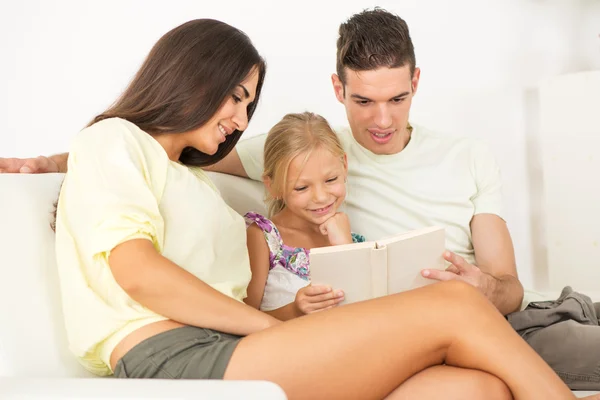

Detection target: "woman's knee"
[431, 280, 488, 306]
[386, 366, 513, 400]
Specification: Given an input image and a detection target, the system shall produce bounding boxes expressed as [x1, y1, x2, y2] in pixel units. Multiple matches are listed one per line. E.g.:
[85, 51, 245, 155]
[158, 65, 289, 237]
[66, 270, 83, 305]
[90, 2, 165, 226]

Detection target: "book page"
[309, 241, 375, 305]
[380, 226, 446, 294]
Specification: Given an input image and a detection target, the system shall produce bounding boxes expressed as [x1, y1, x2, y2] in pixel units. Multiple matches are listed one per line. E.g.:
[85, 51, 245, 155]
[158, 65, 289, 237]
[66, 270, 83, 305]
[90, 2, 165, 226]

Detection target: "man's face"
[332, 65, 420, 155]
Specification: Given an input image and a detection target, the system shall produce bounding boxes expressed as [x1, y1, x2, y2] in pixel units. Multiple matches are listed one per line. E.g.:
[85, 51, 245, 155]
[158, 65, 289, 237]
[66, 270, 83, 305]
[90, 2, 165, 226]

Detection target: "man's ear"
[411, 67, 421, 96]
[331, 73, 345, 104]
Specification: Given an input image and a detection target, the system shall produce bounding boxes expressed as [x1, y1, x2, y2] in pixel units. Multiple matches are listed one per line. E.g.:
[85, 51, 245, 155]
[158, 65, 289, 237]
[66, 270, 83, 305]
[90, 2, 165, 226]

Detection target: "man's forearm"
[203, 149, 249, 178]
[486, 274, 524, 315]
[50, 153, 69, 173]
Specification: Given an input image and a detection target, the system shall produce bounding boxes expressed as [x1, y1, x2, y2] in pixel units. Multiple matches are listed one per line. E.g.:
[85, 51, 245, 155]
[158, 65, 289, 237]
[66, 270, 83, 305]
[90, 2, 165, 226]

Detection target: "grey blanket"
[508, 286, 600, 390]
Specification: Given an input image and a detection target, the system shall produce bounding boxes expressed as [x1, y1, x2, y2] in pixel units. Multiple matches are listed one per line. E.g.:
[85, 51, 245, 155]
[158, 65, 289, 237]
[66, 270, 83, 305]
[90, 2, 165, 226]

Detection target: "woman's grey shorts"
[113, 326, 243, 379]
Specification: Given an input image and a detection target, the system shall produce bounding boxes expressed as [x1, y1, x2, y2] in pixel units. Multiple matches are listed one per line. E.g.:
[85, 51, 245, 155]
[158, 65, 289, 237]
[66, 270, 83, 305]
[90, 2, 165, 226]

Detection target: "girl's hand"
[294, 284, 345, 315]
[319, 212, 353, 245]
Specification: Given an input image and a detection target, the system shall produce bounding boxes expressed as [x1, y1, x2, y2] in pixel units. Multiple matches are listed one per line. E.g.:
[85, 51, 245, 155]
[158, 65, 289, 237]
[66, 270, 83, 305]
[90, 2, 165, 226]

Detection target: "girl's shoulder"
[244, 212, 284, 254]
[244, 212, 278, 235]
[243, 212, 310, 280]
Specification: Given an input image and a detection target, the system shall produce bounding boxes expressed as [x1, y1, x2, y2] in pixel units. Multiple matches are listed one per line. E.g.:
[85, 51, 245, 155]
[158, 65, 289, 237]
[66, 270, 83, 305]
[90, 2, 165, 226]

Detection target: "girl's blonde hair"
[263, 112, 345, 217]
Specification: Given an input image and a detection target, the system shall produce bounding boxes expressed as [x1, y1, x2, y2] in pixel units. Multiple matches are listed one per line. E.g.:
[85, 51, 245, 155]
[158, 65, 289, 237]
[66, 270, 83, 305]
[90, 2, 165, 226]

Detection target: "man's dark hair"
[336, 7, 416, 86]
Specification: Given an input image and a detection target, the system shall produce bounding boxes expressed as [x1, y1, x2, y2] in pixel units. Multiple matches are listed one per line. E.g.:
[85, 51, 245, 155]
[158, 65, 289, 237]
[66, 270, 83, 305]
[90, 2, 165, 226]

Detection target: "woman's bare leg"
[386, 366, 512, 400]
[224, 281, 574, 400]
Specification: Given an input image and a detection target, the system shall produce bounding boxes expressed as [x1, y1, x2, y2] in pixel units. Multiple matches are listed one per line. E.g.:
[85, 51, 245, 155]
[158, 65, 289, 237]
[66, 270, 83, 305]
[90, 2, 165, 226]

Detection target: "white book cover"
[310, 226, 446, 304]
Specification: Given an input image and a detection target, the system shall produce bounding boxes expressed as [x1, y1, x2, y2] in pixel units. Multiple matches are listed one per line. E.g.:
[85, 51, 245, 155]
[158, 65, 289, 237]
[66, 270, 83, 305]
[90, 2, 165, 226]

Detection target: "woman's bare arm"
[109, 238, 280, 335]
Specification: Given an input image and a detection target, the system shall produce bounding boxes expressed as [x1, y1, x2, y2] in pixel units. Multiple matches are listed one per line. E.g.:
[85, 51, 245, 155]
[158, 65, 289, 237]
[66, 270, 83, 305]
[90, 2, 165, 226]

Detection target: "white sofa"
[0, 172, 282, 399]
[0, 172, 597, 398]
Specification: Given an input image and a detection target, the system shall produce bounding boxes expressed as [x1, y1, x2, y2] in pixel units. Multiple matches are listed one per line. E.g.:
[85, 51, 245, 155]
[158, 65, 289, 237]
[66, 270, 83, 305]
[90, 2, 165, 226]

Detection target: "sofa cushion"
[205, 171, 266, 216]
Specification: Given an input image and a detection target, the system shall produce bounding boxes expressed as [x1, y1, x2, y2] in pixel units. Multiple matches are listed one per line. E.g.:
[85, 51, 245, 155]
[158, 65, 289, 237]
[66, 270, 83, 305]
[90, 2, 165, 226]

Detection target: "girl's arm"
[265, 285, 344, 321]
[109, 238, 280, 336]
[245, 224, 303, 320]
[244, 224, 345, 321]
[264, 302, 302, 321]
[244, 224, 271, 309]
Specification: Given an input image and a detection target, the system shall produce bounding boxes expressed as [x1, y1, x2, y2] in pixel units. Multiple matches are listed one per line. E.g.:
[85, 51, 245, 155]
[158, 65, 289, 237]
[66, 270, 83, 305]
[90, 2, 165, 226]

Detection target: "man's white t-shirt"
[236, 124, 504, 266]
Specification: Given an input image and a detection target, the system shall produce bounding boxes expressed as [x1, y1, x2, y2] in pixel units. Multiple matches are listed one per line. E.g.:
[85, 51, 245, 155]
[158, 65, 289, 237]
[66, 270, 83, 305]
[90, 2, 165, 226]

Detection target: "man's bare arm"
[50, 153, 68, 173]
[0, 153, 68, 173]
[470, 213, 524, 315]
[203, 148, 249, 178]
[1, 148, 248, 176]
[421, 213, 524, 315]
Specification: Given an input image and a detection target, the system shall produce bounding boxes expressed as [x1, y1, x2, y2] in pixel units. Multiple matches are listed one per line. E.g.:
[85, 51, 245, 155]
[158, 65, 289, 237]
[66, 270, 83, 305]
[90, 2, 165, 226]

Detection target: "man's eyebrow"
[238, 84, 250, 99]
[389, 91, 410, 100]
[350, 91, 411, 102]
[350, 93, 372, 101]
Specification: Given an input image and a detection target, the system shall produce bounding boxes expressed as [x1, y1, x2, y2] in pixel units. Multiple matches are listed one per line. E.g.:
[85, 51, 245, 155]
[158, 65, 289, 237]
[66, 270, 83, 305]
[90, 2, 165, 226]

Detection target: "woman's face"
[190, 68, 259, 155]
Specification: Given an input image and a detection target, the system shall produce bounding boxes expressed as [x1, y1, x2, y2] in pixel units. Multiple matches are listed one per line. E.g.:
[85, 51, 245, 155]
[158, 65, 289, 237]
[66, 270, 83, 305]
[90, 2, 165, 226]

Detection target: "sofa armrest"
[0, 377, 287, 399]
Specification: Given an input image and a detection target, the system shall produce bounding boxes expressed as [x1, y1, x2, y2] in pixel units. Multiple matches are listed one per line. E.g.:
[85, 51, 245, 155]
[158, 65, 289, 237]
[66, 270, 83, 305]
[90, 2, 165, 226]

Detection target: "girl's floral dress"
[244, 212, 365, 311]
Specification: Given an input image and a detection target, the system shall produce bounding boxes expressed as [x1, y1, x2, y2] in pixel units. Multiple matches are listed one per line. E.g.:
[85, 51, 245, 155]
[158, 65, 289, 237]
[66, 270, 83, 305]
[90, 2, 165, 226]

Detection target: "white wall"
[1, 0, 598, 291]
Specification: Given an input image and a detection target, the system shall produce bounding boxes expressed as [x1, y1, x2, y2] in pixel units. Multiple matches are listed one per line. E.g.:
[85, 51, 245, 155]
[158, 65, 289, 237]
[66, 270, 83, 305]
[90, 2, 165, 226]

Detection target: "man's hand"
[319, 212, 353, 246]
[422, 215, 523, 316]
[0, 156, 59, 173]
[294, 284, 344, 315]
[422, 251, 494, 295]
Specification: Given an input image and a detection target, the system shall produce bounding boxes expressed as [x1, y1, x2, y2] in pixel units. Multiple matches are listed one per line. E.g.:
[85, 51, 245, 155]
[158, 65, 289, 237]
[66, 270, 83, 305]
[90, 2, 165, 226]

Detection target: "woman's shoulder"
[72, 118, 168, 166]
[76, 118, 150, 146]
[77, 117, 138, 140]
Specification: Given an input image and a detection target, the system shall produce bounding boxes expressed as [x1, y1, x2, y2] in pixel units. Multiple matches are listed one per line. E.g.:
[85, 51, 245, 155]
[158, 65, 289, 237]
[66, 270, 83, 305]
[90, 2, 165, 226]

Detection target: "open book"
[309, 226, 446, 304]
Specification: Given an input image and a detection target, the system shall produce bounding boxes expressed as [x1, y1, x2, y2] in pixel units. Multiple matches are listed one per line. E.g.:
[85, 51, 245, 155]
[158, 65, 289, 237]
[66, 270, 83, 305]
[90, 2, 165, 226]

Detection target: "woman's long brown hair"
[90, 18, 266, 167]
[51, 19, 266, 230]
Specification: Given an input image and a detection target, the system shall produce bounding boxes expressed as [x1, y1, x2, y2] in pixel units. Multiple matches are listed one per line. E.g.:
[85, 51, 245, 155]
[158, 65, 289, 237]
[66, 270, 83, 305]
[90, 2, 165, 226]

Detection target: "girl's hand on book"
[294, 284, 345, 315]
[319, 212, 353, 246]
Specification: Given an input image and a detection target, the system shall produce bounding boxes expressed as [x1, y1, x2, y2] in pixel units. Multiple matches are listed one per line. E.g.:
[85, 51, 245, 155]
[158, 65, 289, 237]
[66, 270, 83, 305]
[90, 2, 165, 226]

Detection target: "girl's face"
[188, 68, 259, 155]
[281, 146, 348, 226]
